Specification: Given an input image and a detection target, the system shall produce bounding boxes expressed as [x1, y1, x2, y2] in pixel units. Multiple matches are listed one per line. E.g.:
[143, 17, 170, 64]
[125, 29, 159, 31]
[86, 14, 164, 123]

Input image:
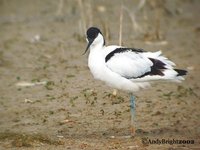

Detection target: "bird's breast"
[88, 50, 107, 80]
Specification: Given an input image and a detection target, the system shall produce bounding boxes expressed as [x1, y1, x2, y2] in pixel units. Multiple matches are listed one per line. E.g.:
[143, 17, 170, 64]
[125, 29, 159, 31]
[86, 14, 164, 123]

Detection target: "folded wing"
[105, 48, 154, 79]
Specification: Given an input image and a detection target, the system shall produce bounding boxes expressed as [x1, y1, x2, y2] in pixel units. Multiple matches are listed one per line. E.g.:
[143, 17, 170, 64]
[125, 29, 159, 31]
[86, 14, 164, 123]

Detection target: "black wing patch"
[136, 58, 166, 78]
[105, 48, 145, 62]
[174, 69, 187, 76]
[124, 58, 166, 79]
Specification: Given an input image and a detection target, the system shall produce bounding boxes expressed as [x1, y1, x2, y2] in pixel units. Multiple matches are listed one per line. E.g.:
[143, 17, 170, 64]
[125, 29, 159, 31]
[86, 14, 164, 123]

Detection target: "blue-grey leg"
[130, 94, 136, 136]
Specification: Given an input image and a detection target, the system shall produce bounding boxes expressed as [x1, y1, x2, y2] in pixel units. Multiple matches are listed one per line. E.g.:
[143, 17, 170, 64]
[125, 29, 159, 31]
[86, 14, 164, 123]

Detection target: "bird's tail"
[152, 51, 188, 82]
[162, 68, 187, 82]
[174, 69, 187, 76]
[170, 69, 188, 82]
[132, 51, 188, 83]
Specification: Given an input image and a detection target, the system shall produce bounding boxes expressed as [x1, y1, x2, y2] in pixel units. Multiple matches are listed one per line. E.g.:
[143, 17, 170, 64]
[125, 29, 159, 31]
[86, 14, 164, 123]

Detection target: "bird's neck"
[88, 44, 105, 69]
[91, 44, 100, 49]
[90, 33, 105, 50]
[90, 42, 104, 51]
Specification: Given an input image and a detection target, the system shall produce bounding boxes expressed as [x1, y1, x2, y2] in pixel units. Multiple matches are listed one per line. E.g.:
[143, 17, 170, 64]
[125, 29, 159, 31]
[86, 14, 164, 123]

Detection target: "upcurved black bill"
[83, 40, 92, 55]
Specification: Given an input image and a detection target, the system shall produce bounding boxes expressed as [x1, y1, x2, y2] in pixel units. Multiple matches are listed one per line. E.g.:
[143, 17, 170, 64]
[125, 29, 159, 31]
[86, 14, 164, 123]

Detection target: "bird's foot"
[130, 126, 136, 137]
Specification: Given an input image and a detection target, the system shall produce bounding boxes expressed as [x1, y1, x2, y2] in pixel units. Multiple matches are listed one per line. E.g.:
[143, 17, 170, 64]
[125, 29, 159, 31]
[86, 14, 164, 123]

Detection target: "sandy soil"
[0, 0, 200, 149]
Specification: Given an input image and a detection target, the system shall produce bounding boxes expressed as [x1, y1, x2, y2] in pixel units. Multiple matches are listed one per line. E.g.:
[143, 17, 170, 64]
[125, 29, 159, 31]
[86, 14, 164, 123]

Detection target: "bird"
[83, 27, 187, 137]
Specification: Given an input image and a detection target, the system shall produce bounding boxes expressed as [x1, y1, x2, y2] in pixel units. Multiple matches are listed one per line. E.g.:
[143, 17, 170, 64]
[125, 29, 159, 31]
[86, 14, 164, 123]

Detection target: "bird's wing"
[105, 48, 164, 79]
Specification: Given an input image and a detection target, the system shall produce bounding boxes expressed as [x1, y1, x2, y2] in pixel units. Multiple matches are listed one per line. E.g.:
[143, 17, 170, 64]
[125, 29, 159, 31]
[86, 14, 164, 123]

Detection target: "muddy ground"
[0, 0, 200, 149]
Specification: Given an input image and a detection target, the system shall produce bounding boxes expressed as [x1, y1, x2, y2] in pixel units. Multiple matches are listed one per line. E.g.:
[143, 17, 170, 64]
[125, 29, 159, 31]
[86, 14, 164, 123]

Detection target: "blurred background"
[0, 0, 200, 149]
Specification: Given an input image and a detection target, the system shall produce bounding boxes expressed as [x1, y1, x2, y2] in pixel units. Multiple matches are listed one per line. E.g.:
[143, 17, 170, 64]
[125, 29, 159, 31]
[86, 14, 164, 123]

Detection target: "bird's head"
[83, 27, 105, 54]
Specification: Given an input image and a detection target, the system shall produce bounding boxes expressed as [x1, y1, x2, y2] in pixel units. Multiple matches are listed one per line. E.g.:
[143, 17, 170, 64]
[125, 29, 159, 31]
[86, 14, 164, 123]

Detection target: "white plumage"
[84, 27, 186, 93]
[84, 27, 187, 136]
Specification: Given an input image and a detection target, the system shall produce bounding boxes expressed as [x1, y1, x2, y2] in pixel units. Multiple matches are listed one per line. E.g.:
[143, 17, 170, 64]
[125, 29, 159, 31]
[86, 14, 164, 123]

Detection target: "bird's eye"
[87, 32, 98, 40]
[87, 37, 91, 40]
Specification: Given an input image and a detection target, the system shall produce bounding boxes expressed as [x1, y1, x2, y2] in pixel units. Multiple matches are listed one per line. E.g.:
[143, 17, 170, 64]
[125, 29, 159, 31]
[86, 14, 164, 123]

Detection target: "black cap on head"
[86, 27, 101, 40]
[83, 27, 105, 55]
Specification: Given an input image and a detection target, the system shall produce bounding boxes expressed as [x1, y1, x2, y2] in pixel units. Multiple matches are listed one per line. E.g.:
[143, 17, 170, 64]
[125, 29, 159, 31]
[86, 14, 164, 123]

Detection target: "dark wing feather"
[105, 48, 145, 62]
[105, 48, 168, 79]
